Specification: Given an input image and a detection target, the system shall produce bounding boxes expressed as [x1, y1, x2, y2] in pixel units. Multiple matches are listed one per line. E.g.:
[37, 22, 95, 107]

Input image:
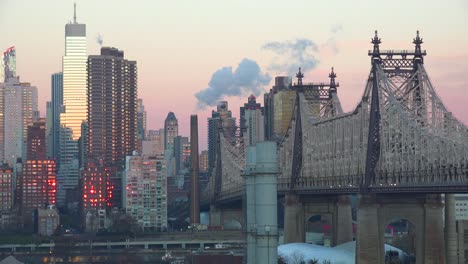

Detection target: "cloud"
[195, 58, 271, 109]
[262, 39, 320, 76]
[261, 25, 344, 76]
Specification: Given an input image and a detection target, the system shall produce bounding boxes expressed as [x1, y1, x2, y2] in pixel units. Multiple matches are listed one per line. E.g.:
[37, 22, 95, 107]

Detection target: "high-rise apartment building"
[50, 72, 63, 161]
[86, 47, 137, 209]
[164, 112, 178, 150]
[58, 4, 87, 207]
[0, 166, 13, 212]
[207, 101, 236, 174]
[240, 94, 264, 146]
[87, 47, 138, 168]
[3, 77, 38, 166]
[124, 154, 167, 231]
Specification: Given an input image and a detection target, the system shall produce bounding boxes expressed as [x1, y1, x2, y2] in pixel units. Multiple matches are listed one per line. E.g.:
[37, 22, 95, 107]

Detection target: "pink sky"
[1, 0, 467, 150]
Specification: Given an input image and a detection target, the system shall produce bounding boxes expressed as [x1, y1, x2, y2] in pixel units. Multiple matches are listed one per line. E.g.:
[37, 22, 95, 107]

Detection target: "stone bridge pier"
[284, 193, 353, 246]
[356, 193, 445, 264]
[209, 205, 244, 230]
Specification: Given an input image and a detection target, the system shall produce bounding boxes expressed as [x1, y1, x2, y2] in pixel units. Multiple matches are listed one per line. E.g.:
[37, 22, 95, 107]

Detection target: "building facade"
[58, 5, 87, 207]
[173, 136, 189, 174]
[50, 72, 63, 161]
[240, 94, 264, 146]
[164, 112, 178, 151]
[137, 99, 146, 142]
[87, 47, 138, 169]
[142, 129, 165, 156]
[82, 161, 112, 210]
[0, 167, 13, 212]
[26, 120, 46, 160]
[264, 76, 291, 140]
[207, 101, 236, 174]
[3, 77, 38, 166]
[19, 160, 57, 223]
[124, 155, 167, 231]
[36, 206, 60, 236]
[199, 150, 209, 173]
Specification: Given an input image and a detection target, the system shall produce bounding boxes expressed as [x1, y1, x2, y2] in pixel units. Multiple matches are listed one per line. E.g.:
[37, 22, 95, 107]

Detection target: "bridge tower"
[355, 31, 447, 264]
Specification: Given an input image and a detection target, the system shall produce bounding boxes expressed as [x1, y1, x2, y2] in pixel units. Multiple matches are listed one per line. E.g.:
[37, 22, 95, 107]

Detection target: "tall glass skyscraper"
[58, 4, 87, 207]
[50, 72, 63, 161]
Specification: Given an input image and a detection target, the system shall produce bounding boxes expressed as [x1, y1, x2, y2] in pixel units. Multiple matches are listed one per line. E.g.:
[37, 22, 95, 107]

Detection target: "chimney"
[190, 115, 200, 224]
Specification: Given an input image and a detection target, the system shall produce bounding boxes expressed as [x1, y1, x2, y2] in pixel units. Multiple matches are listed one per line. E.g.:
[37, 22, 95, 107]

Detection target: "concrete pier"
[283, 193, 304, 243]
[445, 194, 457, 264]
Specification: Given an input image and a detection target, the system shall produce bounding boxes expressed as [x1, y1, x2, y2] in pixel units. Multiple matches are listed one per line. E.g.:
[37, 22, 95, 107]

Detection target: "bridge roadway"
[0, 231, 244, 252]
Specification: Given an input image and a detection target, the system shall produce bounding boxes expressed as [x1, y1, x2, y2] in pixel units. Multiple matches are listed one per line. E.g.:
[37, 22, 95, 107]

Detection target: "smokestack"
[190, 115, 200, 224]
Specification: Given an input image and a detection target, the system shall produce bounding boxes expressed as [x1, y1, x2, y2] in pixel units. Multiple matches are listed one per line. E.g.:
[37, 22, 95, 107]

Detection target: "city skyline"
[1, 0, 467, 150]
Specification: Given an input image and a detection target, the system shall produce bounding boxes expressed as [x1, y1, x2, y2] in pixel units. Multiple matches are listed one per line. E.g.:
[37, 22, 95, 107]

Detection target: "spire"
[329, 67, 338, 93]
[73, 2, 77, 23]
[296, 67, 304, 86]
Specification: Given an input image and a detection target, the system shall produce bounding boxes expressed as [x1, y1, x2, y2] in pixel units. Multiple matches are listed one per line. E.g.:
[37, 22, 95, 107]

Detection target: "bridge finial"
[371, 30, 382, 60]
[413, 30, 424, 59]
[296, 67, 304, 86]
[329, 67, 338, 93]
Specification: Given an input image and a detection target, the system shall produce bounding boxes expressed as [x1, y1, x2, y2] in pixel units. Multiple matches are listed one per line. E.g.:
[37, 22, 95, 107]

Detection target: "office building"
[164, 112, 178, 150]
[50, 72, 63, 161]
[58, 4, 87, 207]
[124, 154, 167, 231]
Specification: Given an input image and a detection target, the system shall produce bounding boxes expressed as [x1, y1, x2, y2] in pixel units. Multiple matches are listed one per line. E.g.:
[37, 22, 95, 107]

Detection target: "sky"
[1, 0, 467, 149]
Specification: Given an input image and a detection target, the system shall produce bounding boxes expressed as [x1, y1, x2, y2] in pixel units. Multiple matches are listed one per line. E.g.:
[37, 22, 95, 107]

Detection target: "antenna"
[73, 2, 77, 23]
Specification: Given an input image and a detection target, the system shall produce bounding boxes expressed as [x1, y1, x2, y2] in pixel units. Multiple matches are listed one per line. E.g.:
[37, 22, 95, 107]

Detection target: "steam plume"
[195, 58, 271, 109]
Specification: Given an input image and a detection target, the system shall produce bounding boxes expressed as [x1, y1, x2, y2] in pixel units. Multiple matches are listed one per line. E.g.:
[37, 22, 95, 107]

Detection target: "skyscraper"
[87, 47, 138, 168]
[164, 112, 178, 150]
[3, 77, 38, 166]
[87, 47, 138, 209]
[240, 94, 264, 146]
[50, 72, 63, 161]
[61, 4, 87, 142]
[58, 4, 87, 207]
[207, 101, 236, 174]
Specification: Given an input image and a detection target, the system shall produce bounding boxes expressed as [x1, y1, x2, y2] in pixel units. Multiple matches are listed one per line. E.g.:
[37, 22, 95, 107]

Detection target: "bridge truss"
[203, 31, 468, 205]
